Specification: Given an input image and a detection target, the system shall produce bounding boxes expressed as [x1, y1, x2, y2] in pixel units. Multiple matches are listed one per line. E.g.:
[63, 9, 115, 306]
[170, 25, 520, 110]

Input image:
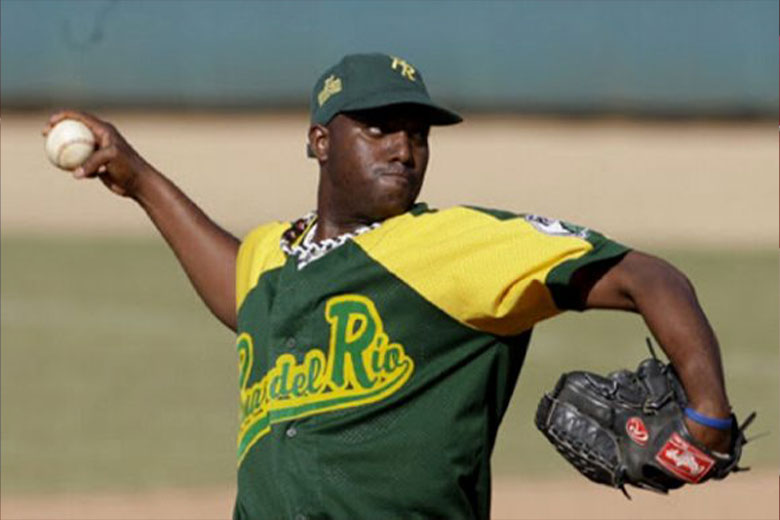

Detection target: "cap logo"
[317, 75, 342, 107]
[390, 56, 416, 81]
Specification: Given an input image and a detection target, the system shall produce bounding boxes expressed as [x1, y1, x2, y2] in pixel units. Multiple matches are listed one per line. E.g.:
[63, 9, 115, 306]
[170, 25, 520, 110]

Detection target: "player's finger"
[44, 110, 81, 134]
[74, 145, 117, 179]
[47, 109, 103, 127]
[42, 109, 69, 135]
[44, 110, 111, 144]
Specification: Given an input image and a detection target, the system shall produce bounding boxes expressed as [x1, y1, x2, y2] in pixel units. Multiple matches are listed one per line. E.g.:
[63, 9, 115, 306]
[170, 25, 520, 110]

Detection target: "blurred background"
[1, 1, 777, 519]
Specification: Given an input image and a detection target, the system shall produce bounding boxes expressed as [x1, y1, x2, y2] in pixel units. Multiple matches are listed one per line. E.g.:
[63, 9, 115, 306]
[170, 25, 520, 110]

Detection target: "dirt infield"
[3, 473, 776, 520]
[2, 112, 777, 247]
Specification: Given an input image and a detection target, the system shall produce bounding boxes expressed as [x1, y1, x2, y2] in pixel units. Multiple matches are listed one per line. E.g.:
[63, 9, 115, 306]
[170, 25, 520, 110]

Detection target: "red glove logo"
[626, 417, 649, 446]
[655, 433, 716, 483]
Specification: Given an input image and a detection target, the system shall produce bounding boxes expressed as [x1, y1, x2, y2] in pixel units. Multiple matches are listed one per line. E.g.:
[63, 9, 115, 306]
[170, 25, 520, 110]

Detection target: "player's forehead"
[341, 104, 432, 132]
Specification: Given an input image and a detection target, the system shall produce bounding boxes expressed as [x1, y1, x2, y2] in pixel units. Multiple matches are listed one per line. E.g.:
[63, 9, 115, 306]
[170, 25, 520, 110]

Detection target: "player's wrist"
[685, 396, 731, 417]
[684, 407, 733, 430]
[128, 165, 163, 204]
[684, 416, 732, 454]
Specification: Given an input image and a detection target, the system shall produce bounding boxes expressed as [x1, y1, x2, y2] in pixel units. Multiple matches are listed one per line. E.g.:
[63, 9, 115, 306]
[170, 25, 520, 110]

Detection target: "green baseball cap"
[310, 53, 462, 127]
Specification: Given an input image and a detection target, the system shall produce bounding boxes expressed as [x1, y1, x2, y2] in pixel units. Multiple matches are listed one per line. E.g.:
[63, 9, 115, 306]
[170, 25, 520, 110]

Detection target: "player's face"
[322, 105, 430, 221]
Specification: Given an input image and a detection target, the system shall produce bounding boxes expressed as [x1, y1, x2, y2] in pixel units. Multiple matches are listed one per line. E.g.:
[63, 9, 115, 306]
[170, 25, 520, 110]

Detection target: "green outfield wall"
[1, 0, 777, 115]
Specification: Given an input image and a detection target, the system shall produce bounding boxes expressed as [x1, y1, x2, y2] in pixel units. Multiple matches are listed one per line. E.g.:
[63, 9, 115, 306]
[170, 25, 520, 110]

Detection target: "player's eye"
[410, 129, 429, 142]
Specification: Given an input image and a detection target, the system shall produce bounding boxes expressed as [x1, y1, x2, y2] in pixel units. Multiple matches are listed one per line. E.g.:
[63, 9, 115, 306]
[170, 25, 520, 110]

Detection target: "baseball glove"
[534, 341, 754, 496]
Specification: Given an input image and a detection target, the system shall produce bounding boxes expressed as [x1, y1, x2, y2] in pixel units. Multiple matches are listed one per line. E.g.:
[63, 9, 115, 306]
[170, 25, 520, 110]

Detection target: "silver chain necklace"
[280, 213, 380, 270]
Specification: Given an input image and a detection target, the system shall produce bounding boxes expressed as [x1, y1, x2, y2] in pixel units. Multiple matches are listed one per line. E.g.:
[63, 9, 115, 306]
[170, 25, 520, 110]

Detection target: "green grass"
[1, 237, 237, 494]
[1, 238, 777, 493]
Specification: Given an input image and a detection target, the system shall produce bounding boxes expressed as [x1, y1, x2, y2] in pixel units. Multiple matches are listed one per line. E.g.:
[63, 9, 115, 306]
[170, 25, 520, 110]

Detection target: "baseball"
[44, 119, 96, 170]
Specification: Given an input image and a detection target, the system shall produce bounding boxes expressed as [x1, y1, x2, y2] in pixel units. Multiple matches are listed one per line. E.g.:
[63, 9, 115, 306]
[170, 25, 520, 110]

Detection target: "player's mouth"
[378, 167, 416, 183]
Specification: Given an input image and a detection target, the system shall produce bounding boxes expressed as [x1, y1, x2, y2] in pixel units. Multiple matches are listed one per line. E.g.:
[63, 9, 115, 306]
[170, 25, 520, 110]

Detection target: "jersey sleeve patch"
[523, 214, 589, 239]
[236, 222, 288, 311]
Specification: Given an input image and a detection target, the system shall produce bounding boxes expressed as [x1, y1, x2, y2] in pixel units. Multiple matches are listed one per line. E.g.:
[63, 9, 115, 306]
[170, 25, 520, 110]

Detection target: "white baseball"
[44, 119, 96, 170]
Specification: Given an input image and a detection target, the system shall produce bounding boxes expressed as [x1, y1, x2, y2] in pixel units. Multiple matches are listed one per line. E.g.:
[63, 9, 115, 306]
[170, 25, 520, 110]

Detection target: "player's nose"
[387, 130, 413, 165]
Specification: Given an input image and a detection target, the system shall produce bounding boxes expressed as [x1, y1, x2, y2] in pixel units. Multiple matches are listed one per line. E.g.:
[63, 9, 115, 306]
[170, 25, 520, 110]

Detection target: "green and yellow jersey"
[233, 203, 629, 520]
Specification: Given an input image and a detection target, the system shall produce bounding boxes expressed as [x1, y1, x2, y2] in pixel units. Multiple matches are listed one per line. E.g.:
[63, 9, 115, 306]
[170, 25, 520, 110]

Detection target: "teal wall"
[2, 0, 777, 115]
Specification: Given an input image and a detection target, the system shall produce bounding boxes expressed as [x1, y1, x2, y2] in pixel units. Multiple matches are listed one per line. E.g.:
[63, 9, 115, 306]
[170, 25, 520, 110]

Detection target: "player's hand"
[42, 110, 154, 198]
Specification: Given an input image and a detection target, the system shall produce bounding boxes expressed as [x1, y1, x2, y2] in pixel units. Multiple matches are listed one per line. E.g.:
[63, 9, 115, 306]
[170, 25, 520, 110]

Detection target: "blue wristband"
[684, 407, 733, 430]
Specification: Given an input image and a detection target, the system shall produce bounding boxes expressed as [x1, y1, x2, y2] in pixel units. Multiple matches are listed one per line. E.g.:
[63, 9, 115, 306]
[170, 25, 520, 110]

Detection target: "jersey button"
[285, 337, 296, 349]
[294, 514, 307, 520]
[286, 426, 298, 438]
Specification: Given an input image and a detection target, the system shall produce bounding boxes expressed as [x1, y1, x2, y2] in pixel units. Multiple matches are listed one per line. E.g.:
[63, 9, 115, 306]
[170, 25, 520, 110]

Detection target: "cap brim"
[340, 90, 462, 126]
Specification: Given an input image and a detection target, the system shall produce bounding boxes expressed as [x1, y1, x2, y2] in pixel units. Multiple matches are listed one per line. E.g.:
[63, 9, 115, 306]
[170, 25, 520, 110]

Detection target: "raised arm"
[571, 250, 731, 452]
[43, 111, 239, 331]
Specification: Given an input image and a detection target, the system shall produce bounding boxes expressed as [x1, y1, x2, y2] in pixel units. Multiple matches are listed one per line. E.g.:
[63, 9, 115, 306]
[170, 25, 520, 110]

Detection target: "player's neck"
[315, 187, 379, 241]
[312, 214, 371, 241]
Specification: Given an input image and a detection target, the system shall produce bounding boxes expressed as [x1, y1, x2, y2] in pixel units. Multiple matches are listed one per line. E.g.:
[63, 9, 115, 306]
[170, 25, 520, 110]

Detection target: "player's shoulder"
[354, 203, 594, 263]
[377, 203, 591, 241]
[236, 221, 289, 310]
[237, 220, 288, 275]
[239, 220, 289, 255]
[380, 203, 515, 229]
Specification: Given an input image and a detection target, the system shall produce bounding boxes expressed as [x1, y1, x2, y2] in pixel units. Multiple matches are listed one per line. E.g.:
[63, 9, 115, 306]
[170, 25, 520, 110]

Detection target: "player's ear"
[308, 125, 329, 161]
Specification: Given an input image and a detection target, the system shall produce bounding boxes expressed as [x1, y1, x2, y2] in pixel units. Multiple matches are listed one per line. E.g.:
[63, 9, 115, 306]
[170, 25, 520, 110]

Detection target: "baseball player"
[45, 53, 743, 519]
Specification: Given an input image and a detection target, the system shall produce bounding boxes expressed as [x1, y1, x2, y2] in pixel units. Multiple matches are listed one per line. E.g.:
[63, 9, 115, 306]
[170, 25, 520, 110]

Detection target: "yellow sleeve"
[353, 206, 629, 336]
[235, 222, 288, 311]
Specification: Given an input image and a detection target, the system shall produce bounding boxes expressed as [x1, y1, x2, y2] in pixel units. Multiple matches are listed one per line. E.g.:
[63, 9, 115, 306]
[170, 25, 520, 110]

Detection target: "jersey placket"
[267, 256, 321, 519]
